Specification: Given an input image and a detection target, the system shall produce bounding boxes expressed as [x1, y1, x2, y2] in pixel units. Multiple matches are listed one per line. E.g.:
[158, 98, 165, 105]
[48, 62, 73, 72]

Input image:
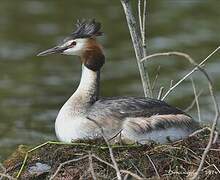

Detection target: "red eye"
[71, 41, 77, 46]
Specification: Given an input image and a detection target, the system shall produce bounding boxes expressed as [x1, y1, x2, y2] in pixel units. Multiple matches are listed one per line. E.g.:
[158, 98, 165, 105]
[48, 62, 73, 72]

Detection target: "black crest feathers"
[71, 19, 103, 39]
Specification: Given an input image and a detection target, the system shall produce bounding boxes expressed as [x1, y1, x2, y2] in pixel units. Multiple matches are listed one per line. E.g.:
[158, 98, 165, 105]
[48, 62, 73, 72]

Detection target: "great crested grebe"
[38, 20, 199, 144]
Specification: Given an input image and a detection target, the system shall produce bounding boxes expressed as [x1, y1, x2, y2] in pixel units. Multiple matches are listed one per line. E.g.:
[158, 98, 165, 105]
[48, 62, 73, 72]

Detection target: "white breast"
[55, 99, 107, 142]
[55, 102, 122, 143]
[55, 114, 88, 143]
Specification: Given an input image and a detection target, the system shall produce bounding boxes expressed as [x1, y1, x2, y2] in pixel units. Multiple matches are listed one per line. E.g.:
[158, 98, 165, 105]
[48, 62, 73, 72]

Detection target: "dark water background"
[0, 0, 219, 159]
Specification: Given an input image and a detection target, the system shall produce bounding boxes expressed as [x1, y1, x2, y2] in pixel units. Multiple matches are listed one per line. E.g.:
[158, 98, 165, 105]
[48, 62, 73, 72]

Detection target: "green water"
[0, 0, 219, 159]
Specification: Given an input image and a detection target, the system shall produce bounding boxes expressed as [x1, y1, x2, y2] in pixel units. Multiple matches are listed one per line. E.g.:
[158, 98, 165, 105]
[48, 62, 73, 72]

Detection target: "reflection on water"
[0, 0, 219, 159]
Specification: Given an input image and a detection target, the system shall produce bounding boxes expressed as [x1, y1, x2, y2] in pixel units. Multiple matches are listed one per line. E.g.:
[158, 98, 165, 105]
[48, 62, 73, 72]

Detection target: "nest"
[2, 128, 220, 180]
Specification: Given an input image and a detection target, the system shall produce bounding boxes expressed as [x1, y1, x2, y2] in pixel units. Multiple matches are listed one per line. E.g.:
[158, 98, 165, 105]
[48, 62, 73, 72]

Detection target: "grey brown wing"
[86, 97, 199, 142]
[86, 97, 187, 120]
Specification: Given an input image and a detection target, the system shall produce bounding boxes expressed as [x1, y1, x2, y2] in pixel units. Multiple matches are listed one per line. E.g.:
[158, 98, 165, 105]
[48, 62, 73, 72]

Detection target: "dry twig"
[0, 163, 7, 180]
[88, 152, 97, 180]
[140, 47, 220, 179]
[191, 78, 201, 123]
[49, 155, 89, 180]
[213, 131, 219, 144]
[120, 170, 143, 180]
[191, 80, 219, 179]
[184, 90, 203, 112]
[121, 0, 152, 97]
[92, 154, 143, 180]
[175, 51, 220, 180]
[142, 0, 147, 48]
[140, 47, 220, 99]
[129, 159, 146, 178]
[87, 117, 122, 180]
[138, 0, 143, 35]
[152, 65, 161, 91]
[146, 154, 160, 178]
[189, 127, 211, 137]
[0, 164, 16, 180]
[157, 86, 164, 100]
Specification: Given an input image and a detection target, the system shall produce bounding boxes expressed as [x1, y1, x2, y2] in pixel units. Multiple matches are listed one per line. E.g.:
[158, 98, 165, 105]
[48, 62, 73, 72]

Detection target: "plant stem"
[121, 0, 152, 97]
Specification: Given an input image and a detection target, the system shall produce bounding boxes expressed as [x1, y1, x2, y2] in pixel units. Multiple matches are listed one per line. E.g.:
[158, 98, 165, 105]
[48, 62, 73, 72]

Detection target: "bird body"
[38, 20, 199, 144]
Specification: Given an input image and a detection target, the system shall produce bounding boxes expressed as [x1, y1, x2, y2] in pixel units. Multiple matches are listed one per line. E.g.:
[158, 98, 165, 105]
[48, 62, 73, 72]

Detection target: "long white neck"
[75, 65, 100, 101]
[65, 65, 100, 114]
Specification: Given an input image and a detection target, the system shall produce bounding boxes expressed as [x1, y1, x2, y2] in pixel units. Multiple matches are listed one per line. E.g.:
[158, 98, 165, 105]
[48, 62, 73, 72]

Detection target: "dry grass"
[1, 128, 219, 180]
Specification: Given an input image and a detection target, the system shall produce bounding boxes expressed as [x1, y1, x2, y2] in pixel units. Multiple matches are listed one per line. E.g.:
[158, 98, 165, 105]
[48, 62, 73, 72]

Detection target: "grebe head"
[37, 19, 103, 57]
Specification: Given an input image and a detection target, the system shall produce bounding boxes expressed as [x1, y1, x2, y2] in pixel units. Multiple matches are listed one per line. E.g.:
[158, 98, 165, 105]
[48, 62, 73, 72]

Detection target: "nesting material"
[3, 129, 220, 179]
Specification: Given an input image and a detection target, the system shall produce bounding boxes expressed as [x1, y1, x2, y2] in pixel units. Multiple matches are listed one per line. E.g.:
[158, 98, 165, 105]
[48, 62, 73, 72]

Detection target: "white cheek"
[63, 40, 86, 56]
[63, 47, 81, 55]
